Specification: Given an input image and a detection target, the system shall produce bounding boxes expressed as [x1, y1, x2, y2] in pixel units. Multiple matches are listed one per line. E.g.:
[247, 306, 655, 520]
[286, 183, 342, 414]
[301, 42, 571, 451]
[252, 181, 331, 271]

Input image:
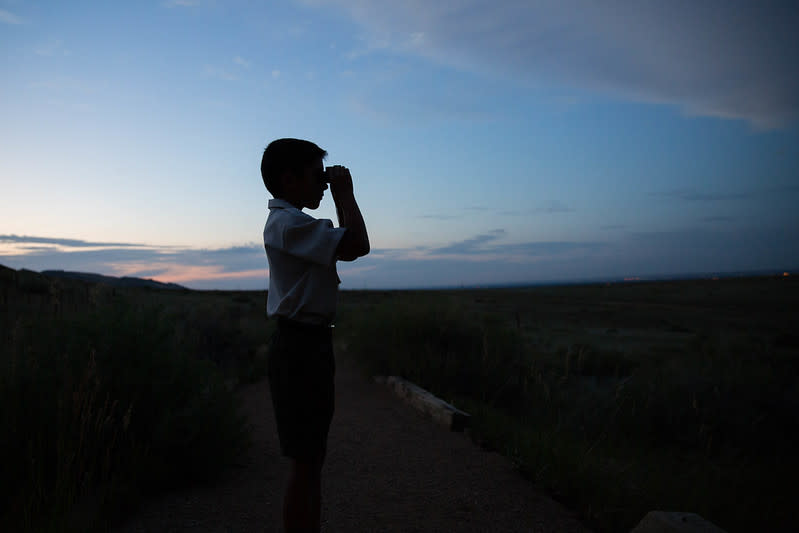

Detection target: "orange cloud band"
[109, 262, 267, 283]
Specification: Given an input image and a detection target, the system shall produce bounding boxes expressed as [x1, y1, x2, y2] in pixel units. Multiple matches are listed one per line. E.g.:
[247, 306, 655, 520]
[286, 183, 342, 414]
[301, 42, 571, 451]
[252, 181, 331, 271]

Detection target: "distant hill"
[40, 269, 188, 290]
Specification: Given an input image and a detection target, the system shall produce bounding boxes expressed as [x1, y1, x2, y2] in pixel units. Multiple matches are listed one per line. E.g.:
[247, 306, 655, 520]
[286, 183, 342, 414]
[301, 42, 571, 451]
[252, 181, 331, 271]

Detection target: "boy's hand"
[327, 164, 369, 260]
[326, 165, 354, 197]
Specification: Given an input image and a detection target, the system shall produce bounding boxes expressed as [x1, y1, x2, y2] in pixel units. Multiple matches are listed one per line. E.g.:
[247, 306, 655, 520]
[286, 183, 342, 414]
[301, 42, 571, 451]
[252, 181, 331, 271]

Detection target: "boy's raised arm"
[327, 165, 369, 262]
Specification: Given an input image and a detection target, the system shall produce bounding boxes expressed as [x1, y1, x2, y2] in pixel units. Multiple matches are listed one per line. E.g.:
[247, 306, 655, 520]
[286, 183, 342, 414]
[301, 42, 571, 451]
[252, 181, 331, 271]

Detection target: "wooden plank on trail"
[375, 375, 471, 432]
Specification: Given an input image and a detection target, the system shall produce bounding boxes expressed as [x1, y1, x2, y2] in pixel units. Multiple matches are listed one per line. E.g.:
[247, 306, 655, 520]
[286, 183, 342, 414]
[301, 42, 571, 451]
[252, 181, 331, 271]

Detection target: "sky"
[1, 0, 798, 289]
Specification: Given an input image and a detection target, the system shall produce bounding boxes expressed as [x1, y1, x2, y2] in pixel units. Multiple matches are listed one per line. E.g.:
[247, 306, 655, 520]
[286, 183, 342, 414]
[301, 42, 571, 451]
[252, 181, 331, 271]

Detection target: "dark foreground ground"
[112, 348, 591, 533]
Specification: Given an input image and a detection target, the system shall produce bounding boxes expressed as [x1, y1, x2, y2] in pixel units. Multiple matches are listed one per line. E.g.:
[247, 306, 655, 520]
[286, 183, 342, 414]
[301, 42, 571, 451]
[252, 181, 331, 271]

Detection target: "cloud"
[3, 226, 796, 290]
[431, 229, 506, 254]
[0, 235, 153, 248]
[110, 263, 265, 284]
[600, 224, 626, 230]
[336, 235, 613, 288]
[0, 8, 22, 24]
[331, 236, 610, 288]
[308, 0, 799, 128]
[0, 231, 607, 289]
[424, 229, 603, 259]
[0, 235, 267, 288]
[337, 255, 554, 289]
[339, 224, 798, 289]
[233, 56, 251, 68]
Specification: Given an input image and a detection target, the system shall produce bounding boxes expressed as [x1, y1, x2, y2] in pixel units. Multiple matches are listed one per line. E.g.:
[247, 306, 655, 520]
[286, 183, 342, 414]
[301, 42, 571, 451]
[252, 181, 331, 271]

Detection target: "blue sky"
[1, 0, 798, 289]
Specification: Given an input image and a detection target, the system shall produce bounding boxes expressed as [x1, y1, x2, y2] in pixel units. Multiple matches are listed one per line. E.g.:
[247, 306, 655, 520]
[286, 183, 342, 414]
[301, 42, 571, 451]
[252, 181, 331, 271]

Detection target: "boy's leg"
[283, 455, 324, 533]
[269, 320, 334, 532]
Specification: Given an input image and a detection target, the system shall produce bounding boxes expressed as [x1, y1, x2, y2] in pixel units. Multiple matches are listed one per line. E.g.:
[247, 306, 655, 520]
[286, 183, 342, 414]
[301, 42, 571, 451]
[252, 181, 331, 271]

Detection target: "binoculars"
[321, 166, 344, 183]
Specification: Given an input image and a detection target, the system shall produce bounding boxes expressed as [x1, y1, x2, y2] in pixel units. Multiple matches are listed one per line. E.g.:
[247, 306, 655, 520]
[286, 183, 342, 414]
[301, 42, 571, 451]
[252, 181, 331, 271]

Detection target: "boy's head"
[261, 139, 328, 207]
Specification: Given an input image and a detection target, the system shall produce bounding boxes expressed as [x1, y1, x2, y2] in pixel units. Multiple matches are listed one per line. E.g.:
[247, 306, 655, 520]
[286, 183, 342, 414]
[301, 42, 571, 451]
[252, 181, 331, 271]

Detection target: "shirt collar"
[268, 198, 297, 210]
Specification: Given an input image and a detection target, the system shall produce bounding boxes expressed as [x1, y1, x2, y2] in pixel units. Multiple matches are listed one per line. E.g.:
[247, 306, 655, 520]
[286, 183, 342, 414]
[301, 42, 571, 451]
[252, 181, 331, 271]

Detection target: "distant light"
[712, 276, 719, 280]
[784, 272, 790, 277]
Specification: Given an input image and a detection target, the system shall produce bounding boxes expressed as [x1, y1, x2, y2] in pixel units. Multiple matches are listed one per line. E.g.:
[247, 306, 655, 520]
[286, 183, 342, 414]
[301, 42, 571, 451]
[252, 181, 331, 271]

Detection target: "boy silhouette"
[260, 138, 369, 532]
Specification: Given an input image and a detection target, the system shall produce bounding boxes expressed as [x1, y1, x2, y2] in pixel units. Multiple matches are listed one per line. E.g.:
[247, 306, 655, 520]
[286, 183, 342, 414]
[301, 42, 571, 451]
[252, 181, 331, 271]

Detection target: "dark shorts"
[267, 317, 336, 461]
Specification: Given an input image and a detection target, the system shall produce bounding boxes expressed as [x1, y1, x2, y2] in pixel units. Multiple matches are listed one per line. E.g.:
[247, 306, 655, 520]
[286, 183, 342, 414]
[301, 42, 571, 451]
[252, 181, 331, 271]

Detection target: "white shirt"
[263, 198, 347, 325]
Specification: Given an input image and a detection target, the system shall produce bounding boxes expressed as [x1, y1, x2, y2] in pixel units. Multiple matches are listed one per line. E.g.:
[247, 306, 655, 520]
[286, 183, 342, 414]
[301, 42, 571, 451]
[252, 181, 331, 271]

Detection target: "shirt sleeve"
[277, 217, 347, 266]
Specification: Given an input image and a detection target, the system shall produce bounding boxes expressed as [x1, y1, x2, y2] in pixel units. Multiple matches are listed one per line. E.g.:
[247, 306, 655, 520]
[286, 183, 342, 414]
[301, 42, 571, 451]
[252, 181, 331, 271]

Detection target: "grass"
[337, 278, 799, 532]
[0, 271, 271, 532]
[2, 269, 797, 532]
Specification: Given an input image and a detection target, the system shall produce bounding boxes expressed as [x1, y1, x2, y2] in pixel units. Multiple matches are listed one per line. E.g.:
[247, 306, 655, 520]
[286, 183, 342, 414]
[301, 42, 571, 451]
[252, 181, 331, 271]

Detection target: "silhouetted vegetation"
[339, 277, 798, 533]
[2, 265, 796, 532]
[0, 267, 270, 532]
[41, 269, 188, 290]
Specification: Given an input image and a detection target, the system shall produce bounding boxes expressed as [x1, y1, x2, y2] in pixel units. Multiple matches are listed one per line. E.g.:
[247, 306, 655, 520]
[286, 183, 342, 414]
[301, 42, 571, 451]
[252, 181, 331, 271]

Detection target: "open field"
[2, 265, 797, 532]
[336, 275, 799, 532]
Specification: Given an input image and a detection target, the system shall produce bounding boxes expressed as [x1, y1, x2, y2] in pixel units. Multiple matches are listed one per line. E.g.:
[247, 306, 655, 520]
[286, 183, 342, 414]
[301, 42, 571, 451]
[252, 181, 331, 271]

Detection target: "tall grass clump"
[343, 294, 527, 412]
[0, 286, 253, 532]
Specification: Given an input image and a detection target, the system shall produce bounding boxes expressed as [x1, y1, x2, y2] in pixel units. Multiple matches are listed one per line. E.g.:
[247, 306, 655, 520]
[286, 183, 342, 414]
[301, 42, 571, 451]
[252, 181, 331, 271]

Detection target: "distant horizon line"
[1, 264, 794, 292]
[190, 268, 796, 292]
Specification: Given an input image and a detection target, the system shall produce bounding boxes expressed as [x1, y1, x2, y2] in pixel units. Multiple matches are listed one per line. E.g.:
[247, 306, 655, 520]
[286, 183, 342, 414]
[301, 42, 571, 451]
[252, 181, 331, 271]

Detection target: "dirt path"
[113, 350, 591, 532]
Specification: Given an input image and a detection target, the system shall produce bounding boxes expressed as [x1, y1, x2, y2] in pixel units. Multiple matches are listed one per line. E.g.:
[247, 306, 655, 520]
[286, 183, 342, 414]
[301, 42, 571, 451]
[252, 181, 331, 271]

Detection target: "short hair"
[261, 138, 327, 197]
